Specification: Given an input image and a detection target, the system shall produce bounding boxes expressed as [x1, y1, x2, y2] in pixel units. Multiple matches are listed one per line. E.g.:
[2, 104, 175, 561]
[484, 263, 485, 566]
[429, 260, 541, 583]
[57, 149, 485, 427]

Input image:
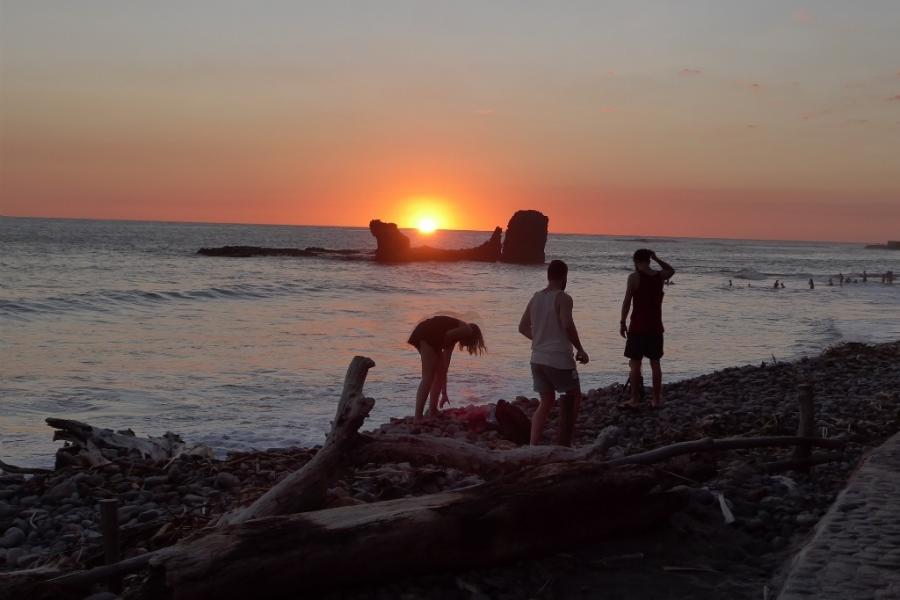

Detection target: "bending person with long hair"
[408, 315, 486, 423]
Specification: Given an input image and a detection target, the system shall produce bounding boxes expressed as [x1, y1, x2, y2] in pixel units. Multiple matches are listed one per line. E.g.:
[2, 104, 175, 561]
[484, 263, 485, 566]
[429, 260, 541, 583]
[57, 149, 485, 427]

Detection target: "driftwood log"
[144, 462, 680, 599]
[354, 424, 620, 476]
[47, 418, 212, 469]
[218, 356, 376, 524]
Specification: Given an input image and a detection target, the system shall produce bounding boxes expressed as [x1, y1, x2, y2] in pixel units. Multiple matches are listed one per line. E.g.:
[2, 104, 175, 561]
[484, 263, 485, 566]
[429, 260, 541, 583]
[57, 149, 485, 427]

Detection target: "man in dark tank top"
[620, 249, 675, 408]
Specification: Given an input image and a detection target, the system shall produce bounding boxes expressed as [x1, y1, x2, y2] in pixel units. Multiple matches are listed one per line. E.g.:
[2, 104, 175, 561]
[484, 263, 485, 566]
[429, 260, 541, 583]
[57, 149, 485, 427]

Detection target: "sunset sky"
[2, 1, 899, 242]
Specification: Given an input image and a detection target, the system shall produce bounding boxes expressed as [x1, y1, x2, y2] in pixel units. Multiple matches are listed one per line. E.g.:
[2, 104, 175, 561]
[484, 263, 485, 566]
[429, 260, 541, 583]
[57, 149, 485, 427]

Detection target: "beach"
[2, 341, 898, 598]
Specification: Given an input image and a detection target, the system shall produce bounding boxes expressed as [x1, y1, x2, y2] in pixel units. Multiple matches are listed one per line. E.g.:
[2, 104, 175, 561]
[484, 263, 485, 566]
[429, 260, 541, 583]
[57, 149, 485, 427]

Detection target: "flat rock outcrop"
[501, 210, 549, 264]
[198, 246, 368, 259]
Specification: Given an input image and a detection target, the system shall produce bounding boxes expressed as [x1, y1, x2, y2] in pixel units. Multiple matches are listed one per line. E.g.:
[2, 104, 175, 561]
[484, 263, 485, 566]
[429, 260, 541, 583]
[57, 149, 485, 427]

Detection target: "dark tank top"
[408, 316, 462, 351]
[629, 272, 665, 335]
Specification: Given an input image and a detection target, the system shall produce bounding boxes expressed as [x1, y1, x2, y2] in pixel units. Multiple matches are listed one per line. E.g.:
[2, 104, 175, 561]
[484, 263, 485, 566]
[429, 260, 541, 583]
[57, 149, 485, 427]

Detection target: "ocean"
[2, 217, 898, 467]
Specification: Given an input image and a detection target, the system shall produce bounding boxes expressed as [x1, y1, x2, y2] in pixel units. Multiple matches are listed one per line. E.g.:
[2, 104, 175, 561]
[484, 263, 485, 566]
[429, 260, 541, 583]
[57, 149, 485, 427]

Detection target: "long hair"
[459, 323, 486, 356]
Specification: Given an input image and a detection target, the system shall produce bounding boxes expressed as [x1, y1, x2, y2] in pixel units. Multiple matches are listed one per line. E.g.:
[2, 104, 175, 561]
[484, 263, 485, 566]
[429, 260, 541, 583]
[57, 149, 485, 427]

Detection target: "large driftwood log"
[219, 356, 376, 524]
[142, 462, 679, 599]
[354, 425, 620, 475]
[46, 418, 213, 469]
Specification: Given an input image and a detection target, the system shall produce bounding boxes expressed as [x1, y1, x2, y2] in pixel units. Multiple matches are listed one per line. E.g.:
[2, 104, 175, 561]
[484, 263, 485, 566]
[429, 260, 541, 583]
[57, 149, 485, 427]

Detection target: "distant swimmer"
[828, 277, 834, 286]
[780, 281, 786, 289]
[408, 315, 486, 423]
[773, 280, 780, 289]
[839, 273, 844, 286]
[809, 278, 815, 289]
[863, 270, 867, 283]
[728, 279, 733, 287]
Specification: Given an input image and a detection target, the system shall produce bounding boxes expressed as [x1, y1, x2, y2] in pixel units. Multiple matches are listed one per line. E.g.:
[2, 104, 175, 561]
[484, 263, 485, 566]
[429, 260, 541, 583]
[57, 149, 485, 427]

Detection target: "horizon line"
[0, 213, 875, 246]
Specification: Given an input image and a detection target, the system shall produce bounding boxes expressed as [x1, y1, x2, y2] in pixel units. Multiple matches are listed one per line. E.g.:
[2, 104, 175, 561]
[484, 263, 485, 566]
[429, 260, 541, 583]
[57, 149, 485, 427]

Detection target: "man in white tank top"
[518, 260, 589, 446]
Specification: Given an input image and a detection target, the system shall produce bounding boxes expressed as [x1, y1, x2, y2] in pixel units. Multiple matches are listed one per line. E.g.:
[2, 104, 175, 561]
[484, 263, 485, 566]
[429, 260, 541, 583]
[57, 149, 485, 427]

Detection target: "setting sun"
[417, 216, 438, 234]
[401, 196, 456, 233]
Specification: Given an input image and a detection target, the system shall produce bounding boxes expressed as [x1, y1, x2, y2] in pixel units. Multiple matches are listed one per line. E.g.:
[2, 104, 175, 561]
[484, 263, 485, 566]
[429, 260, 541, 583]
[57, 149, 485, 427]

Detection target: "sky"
[1, 1, 899, 242]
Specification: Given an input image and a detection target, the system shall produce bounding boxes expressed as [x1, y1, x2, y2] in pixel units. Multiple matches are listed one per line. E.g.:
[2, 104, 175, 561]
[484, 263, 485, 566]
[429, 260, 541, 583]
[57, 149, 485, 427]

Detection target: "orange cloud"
[679, 68, 702, 76]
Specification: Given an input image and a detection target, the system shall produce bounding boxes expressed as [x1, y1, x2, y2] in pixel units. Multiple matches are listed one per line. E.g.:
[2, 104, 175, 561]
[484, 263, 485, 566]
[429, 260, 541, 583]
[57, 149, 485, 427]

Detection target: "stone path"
[778, 432, 900, 599]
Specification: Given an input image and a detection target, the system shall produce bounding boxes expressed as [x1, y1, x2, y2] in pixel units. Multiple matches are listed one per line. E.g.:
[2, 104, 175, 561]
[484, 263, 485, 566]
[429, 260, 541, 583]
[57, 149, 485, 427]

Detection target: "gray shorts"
[531, 363, 580, 395]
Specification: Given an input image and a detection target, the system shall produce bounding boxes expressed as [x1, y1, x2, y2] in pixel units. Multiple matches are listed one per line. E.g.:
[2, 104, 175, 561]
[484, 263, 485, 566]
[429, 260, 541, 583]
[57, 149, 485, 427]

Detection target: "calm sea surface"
[2, 217, 898, 466]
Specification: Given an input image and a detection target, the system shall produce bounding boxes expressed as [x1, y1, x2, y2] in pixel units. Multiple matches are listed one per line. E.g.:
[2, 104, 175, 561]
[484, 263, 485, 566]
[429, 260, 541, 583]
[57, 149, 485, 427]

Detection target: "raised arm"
[651, 251, 675, 279]
[558, 293, 588, 363]
[518, 299, 533, 340]
[620, 273, 636, 338]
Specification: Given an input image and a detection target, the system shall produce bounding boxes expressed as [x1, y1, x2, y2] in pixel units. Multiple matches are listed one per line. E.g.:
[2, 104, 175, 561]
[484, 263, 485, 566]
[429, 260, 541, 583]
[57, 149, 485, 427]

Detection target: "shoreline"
[1, 340, 899, 598]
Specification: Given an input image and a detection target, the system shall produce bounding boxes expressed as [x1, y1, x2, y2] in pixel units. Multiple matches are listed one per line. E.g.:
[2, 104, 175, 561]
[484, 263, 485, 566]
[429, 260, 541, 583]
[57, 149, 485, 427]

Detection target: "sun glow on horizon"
[402, 196, 456, 233]
[416, 216, 438, 234]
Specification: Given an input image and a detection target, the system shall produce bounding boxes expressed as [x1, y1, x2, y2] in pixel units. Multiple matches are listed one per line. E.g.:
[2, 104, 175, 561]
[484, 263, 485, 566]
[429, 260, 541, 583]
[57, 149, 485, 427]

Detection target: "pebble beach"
[1, 340, 899, 599]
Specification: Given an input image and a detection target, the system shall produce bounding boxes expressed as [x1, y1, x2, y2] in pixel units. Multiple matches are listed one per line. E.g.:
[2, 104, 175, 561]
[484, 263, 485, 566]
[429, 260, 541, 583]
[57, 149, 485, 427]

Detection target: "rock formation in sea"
[197, 246, 368, 259]
[501, 210, 549, 264]
[369, 219, 503, 262]
[199, 210, 547, 264]
[369, 220, 412, 261]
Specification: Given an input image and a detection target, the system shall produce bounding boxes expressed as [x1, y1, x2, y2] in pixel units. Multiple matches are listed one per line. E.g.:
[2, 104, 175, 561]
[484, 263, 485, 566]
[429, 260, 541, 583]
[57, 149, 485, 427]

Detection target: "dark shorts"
[624, 334, 664, 360]
[531, 363, 580, 395]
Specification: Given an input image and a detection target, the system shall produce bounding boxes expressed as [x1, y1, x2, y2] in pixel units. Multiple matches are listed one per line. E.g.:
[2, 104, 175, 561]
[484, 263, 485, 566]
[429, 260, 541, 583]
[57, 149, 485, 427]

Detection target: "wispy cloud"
[599, 106, 617, 114]
[792, 8, 814, 25]
[891, 95, 900, 102]
[679, 68, 702, 76]
[749, 83, 763, 93]
[473, 108, 495, 116]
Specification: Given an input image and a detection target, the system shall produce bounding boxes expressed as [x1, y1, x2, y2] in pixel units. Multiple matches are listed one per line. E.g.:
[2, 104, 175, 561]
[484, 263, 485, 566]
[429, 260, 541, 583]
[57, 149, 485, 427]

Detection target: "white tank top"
[529, 289, 576, 369]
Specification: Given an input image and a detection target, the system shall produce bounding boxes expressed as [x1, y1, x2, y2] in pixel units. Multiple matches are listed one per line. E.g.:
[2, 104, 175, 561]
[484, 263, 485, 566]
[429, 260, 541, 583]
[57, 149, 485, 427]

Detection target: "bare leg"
[426, 367, 443, 417]
[556, 388, 581, 447]
[414, 345, 437, 423]
[650, 359, 663, 407]
[629, 359, 643, 405]
[530, 391, 556, 445]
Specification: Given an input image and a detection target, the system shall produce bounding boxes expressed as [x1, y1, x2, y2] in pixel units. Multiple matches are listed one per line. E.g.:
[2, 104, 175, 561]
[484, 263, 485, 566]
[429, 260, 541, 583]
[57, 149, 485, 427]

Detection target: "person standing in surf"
[620, 249, 675, 408]
[519, 259, 589, 446]
[408, 316, 485, 423]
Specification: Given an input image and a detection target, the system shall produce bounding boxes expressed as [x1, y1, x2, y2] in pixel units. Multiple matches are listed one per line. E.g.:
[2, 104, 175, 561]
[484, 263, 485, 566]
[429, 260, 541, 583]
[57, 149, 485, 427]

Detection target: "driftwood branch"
[219, 356, 376, 525]
[355, 425, 619, 475]
[142, 462, 680, 599]
[607, 435, 845, 467]
[46, 418, 212, 469]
